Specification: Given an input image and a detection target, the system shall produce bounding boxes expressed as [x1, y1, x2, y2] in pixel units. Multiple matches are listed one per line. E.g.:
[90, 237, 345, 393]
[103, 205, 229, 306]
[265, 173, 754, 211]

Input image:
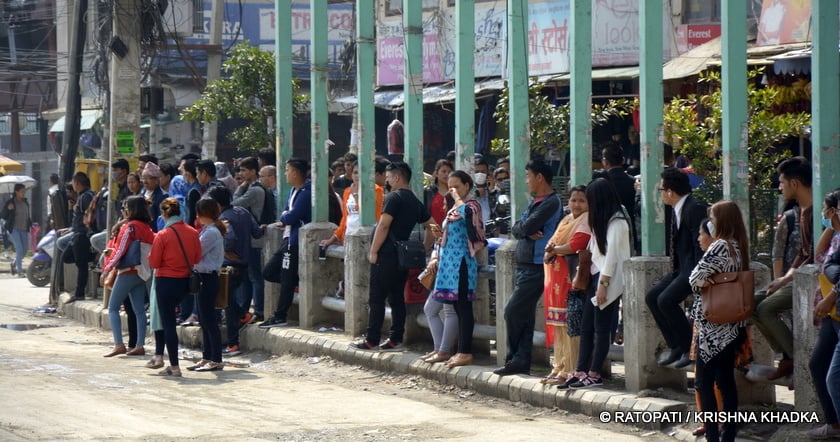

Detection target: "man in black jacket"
[646, 167, 708, 368]
[597, 143, 638, 254]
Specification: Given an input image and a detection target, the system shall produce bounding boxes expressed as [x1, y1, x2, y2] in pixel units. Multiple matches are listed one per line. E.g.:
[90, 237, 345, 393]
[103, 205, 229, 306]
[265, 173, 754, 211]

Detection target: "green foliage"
[490, 79, 635, 158]
[663, 68, 810, 189]
[181, 42, 306, 151]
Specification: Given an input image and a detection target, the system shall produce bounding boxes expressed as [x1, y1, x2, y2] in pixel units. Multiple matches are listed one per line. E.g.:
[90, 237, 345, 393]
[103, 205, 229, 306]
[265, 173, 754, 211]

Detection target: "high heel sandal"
[444, 353, 473, 368]
[425, 352, 452, 364]
[186, 359, 210, 371]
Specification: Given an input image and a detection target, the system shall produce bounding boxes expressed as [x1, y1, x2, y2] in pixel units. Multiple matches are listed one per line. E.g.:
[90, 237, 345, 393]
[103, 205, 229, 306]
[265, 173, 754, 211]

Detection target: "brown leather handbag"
[700, 269, 755, 324]
[572, 249, 592, 290]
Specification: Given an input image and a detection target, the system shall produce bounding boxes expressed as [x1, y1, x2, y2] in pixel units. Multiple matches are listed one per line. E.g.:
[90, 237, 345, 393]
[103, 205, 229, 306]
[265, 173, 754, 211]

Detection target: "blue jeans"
[240, 247, 266, 315]
[10, 229, 27, 274]
[503, 265, 545, 370]
[811, 318, 840, 425]
[108, 273, 147, 346]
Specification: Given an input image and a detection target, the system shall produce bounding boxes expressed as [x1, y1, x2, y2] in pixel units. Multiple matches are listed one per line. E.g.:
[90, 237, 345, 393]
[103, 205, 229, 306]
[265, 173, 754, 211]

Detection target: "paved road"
[0, 272, 666, 441]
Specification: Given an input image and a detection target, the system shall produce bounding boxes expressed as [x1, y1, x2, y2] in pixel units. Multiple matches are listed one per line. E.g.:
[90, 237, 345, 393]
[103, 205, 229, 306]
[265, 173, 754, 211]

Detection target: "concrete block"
[455, 368, 471, 388]
[794, 264, 821, 418]
[475, 371, 497, 397]
[508, 376, 525, 402]
[392, 353, 414, 373]
[299, 223, 342, 329]
[494, 240, 517, 366]
[643, 397, 687, 413]
[591, 391, 612, 412]
[554, 389, 579, 413]
[578, 390, 598, 416]
[623, 257, 687, 392]
[466, 368, 484, 390]
[345, 227, 374, 338]
[619, 397, 637, 412]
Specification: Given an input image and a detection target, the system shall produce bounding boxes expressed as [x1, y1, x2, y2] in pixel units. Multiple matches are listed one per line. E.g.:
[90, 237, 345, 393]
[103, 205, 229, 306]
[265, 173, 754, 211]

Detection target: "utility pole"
[60, 0, 88, 183]
[203, 0, 224, 160]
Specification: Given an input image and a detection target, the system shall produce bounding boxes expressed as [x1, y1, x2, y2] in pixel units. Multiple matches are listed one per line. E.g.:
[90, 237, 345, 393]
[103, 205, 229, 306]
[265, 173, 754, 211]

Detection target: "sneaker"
[556, 373, 584, 390]
[350, 339, 376, 350]
[222, 344, 241, 357]
[240, 312, 253, 325]
[259, 317, 288, 329]
[569, 374, 603, 389]
[808, 424, 840, 439]
[378, 339, 403, 352]
[254, 312, 265, 323]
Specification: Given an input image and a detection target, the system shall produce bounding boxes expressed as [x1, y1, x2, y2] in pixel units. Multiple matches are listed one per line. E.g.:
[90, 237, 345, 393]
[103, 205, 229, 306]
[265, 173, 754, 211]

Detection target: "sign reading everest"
[676, 24, 721, 55]
[377, 0, 649, 86]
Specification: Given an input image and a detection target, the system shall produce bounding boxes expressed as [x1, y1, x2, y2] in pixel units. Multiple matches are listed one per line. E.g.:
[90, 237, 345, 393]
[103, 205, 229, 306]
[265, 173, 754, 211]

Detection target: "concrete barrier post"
[794, 264, 821, 416]
[624, 256, 686, 392]
[262, 225, 284, 322]
[298, 223, 340, 329]
[345, 226, 374, 337]
[738, 261, 775, 405]
[473, 247, 491, 354]
[495, 239, 517, 366]
[63, 263, 77, 295]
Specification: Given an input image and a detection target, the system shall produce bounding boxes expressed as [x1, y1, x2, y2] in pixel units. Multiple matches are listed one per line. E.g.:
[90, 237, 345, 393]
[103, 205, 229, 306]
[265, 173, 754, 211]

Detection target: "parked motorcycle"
[27, 229, 55, 287]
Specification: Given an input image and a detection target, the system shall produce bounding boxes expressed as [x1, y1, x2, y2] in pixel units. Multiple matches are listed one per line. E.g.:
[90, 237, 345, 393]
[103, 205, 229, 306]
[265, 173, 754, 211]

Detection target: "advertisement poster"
[757, 0, 811, 46]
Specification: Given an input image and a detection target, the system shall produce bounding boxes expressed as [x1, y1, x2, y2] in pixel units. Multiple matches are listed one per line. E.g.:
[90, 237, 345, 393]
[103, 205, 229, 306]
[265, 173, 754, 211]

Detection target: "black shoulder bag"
[171, 226, 201, 293]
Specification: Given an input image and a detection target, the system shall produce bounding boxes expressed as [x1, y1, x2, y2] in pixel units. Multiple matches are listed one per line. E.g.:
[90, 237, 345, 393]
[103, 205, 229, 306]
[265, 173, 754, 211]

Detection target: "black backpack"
[251, 182, 276, 225]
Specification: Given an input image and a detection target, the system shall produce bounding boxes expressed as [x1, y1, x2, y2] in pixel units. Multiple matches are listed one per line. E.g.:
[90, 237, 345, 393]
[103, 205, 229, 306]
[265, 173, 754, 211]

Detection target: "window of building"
[385, 0, 438, 16]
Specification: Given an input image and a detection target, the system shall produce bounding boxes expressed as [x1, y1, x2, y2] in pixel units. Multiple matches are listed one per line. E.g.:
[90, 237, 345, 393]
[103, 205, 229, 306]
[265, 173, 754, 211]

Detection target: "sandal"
[419, 350, 436, 361]
[444, 353, 473, 368]
[195, 362, 224, 372]
[186, 359, 210, 371]
[425, 352, 452, 364]
[156, 366, 182, 377]
[145, 357, 164, 369]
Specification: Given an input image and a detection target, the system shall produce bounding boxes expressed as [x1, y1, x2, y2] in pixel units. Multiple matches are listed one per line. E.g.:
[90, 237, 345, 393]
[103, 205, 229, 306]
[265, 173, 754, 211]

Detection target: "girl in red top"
[148, 197, 201, 377]
[101, 196, 156, 358]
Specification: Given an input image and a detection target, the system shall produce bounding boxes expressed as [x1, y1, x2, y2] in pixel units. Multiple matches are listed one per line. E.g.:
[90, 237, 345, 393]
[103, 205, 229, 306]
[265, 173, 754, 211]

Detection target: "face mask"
[474, 172, 487, 186]
[823, 212, 834, 230]
[111, 172, 121, 181]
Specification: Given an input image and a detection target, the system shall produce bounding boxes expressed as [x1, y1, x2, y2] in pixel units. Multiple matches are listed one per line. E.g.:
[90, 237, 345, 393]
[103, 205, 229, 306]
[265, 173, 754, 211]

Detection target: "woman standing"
[542, 185, 591, 384]
[126, 173, 143, 196]
[430, 170, 486, 368]
[560, 178, 630, 389]
[807, 190, 840, 439]
[101, 196, 155, 357]
[1, 183, 31, 277]
[148, 197, 201, 377]
[689, 200, 750, 441]
[423, 159, 454, 226]
[186, 199, 226, 371]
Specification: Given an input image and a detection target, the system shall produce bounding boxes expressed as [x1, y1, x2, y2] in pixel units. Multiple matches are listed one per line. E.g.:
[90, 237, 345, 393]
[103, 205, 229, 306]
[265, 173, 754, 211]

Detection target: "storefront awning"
[663, 37, 722, 80]
[49, 109, 102, 133]
[337, 78, 507, 109]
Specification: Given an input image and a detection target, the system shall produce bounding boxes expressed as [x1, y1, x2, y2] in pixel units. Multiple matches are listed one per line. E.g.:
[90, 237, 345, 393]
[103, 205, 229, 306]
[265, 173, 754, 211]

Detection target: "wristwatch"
[599, 279, 610, 287]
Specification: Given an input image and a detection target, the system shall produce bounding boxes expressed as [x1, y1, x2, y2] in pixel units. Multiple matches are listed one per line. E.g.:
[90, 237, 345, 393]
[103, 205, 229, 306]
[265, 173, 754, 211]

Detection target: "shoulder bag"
[171, 226, 201, 293]
[700, 243, 755, 324]
[388, 230, 425, 271]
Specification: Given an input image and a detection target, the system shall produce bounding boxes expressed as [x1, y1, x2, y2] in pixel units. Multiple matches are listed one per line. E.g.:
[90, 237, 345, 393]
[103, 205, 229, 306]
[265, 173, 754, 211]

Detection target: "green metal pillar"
[455, 0, 475, 173]
[275, 0, 292, 213]
[507, 0, 529, 217]
[639, 0, 665, 255]
[356, 0, 376, 226]
[403, 0, 424, 197]
[811, 0, 840, 244]
[721, 1, 749, 221]
[310, 0, 329, 222]
[569, 0, 591, 187]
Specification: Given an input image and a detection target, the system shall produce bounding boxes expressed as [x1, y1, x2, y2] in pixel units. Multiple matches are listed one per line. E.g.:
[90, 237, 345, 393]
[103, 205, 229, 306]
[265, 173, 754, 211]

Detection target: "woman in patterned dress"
[541, 185, 590, 385]
[430, 170, 487, 368]
[689, 200, 750, 442]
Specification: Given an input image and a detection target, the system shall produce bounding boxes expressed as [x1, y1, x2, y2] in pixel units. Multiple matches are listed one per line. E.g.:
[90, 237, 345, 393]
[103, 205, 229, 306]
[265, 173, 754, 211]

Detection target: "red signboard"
[676, 24, 721, 54]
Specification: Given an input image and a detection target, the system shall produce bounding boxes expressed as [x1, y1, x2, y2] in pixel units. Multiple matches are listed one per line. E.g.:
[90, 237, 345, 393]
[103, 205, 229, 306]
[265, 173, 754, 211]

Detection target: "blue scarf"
[164, 215, 182, 228]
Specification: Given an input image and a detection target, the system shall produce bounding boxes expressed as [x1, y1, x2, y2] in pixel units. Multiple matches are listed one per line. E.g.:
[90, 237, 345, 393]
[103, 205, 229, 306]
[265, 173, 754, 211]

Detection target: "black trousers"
[453, 259, 474, 354]
[696, 333, 739, 442]
[645, 272, 692, 353]
[365, 249, 407, 344]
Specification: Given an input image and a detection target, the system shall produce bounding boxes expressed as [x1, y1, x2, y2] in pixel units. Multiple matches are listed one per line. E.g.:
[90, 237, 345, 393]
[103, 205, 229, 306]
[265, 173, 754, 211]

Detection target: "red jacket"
[149, 221, 201, 278]
[102, 220, 156, 274]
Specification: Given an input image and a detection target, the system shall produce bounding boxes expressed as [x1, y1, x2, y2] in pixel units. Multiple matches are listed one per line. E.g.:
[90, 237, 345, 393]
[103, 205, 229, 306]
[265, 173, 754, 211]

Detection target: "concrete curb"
[61, 297, 687, 430]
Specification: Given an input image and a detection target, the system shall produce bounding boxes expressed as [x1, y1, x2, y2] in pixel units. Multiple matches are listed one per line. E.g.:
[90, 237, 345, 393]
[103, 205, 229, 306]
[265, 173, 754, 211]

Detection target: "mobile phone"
[318, 246, 327, 261]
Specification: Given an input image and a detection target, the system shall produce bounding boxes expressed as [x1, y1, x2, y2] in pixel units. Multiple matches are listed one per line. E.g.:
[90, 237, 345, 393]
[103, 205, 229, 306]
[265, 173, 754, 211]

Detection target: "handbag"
[700, 244, 755, 324]
[170, 226, 201, 293]
[388, 231, 425, 270]
[418, 258, 438, 290]
[572, 249, 592, 291]
[215, 267, 230, 309]
[566, 289, 585, 337]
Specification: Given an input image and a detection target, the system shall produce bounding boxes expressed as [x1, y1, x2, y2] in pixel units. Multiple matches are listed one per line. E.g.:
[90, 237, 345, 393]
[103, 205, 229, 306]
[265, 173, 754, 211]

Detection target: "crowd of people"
[38, 144, 840, 439]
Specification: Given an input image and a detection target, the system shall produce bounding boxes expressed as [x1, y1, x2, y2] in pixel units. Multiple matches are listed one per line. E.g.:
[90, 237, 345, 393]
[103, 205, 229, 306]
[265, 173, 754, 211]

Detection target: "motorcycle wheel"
[27, 260, 51, 287]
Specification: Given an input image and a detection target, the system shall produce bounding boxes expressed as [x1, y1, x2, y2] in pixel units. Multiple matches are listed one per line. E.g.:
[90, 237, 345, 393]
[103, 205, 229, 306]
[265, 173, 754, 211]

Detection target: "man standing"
[186, 160, 226, 226]
[261, 158, 312, 328]
[232, 157, 268, 322]
[598, 143, 637, 253]
[494, 160, 562, 375]
[473, 157, 495, 225]
[351, 161, 433, 351]
[63, 172, 95, 303]
[259, 165, 278, 201]
[110, 159, 130, 213]
[46, 173, 61, 230]
[755, 156, 812, 380]
[646, 168, 708, 368]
